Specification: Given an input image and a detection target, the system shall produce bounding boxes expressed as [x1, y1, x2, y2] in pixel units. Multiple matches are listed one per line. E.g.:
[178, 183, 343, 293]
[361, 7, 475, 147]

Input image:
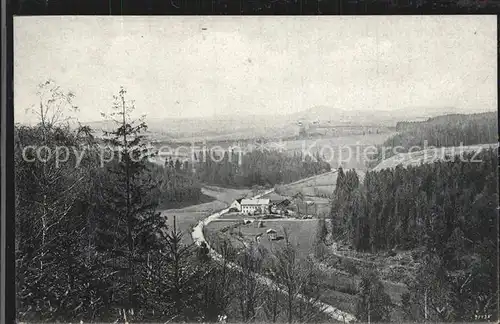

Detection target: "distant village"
[229, 195, 315, 219]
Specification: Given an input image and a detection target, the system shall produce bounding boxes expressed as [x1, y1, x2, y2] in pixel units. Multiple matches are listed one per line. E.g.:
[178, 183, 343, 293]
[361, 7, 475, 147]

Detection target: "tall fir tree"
[95, 87, 168, 316]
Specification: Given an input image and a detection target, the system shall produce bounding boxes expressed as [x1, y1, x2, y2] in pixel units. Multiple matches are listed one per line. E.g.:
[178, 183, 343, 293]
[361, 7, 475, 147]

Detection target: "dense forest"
[194, 149, 331, 187]
[14, 85, 208, 321]
[369, 112, 497, 167]
[14, 83, 329, 323]
[150, 159, 204, 208]
[330, 148, 498, 322]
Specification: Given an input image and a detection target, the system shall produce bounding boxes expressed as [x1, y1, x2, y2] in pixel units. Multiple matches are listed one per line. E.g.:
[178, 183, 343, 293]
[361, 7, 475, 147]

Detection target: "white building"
[229, 198, 243, 212]
[241, 199, 270, 215]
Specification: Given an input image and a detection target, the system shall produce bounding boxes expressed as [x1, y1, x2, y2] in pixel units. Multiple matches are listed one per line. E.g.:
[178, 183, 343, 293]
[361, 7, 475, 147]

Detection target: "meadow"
[160, 186, 252, 243]
[273, 170, 365, 208]
[205, 219, 319, 260]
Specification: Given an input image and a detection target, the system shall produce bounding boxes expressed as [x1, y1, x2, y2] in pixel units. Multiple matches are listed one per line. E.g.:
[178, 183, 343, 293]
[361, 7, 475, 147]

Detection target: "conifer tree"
[95, 87, 168, 316]
[355, 269, 393, 323]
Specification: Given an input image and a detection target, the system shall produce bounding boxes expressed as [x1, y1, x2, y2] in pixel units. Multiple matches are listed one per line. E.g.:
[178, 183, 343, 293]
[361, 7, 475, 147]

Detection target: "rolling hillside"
[368, 110, 498, 168]
[290, 105, 469, 126]
[82, 106, 478, 143]
[372, 143, 499, 171]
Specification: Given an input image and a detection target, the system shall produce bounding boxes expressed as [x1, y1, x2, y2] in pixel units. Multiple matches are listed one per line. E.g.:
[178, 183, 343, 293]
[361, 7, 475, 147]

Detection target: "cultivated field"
[205, 219, 319, 261]
[274, 169, 366, 201]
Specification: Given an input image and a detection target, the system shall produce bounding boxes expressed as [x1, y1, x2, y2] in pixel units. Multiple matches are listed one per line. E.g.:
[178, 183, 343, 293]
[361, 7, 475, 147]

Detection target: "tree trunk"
[121, 91, 134, 312]
[424, 288, 428, 321]
[368, 297, 371, 324]
[40, 194, 47, 270]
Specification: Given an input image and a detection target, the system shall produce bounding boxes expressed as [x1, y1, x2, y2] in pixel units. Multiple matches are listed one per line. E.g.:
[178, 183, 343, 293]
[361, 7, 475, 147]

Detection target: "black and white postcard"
[13, 16, 498, 323]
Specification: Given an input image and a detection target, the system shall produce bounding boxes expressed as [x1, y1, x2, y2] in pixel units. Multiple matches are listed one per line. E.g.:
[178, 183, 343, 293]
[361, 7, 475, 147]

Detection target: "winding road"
[191, 187, 356, 323]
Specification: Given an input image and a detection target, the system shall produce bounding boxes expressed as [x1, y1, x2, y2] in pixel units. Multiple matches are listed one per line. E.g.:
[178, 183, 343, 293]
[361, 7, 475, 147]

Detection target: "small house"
[270, 199, 291, 214]
[266, 228, 277, 240]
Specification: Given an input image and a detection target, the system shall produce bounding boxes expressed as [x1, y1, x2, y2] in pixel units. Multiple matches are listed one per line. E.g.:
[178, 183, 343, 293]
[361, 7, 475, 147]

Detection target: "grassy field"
[216, 212, 284, 221]
[200, 185, 253, 204]
[272, 170, 365, 213]
[205, 219, 319, 261]
[281, 133, 395, 170]
[217, 212, 249, 221]
[278, 183, 335, 199]
[159, 186, 253, 244]
[276, 169, 365, 198]
[160, 201, 227, 244]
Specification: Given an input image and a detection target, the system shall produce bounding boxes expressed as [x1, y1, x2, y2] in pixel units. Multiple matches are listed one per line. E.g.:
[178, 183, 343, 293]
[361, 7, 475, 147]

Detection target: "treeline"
[15, 85, 210, 322]
[330, 148, 498, 321]
[13, 85, 186, 321]
[332, 150, 497, 251]
[395, 112, 496, 131]
[150, 160, 203, 208]
[205, 232, 331, 323]
[195, 150, 331, 187]
[370, 111, 497, 167]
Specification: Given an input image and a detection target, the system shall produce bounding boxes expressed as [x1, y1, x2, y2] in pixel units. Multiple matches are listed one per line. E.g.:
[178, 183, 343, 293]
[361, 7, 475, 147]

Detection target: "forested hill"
[332, 149, 497, 252]
[369, 111, 497, 167]
[395, 111, 496, 131]
[194, 150, 331, 187]
[329, 148, 498, 322]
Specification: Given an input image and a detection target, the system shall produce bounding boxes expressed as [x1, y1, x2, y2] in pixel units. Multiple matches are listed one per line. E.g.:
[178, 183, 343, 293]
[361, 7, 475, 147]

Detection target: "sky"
[14, 15, 497, 125]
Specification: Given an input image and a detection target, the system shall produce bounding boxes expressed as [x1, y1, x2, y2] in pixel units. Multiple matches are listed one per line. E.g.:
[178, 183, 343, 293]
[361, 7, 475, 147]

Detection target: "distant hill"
[82, 107, 493, 143]
[281, 106, 471, 140]
[83, 114, 298, 142]
[291, 105, 473, 126]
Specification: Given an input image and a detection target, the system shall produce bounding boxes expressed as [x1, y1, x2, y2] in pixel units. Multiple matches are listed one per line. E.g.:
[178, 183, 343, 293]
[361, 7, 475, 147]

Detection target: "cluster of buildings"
[230, 197, 291, 215]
